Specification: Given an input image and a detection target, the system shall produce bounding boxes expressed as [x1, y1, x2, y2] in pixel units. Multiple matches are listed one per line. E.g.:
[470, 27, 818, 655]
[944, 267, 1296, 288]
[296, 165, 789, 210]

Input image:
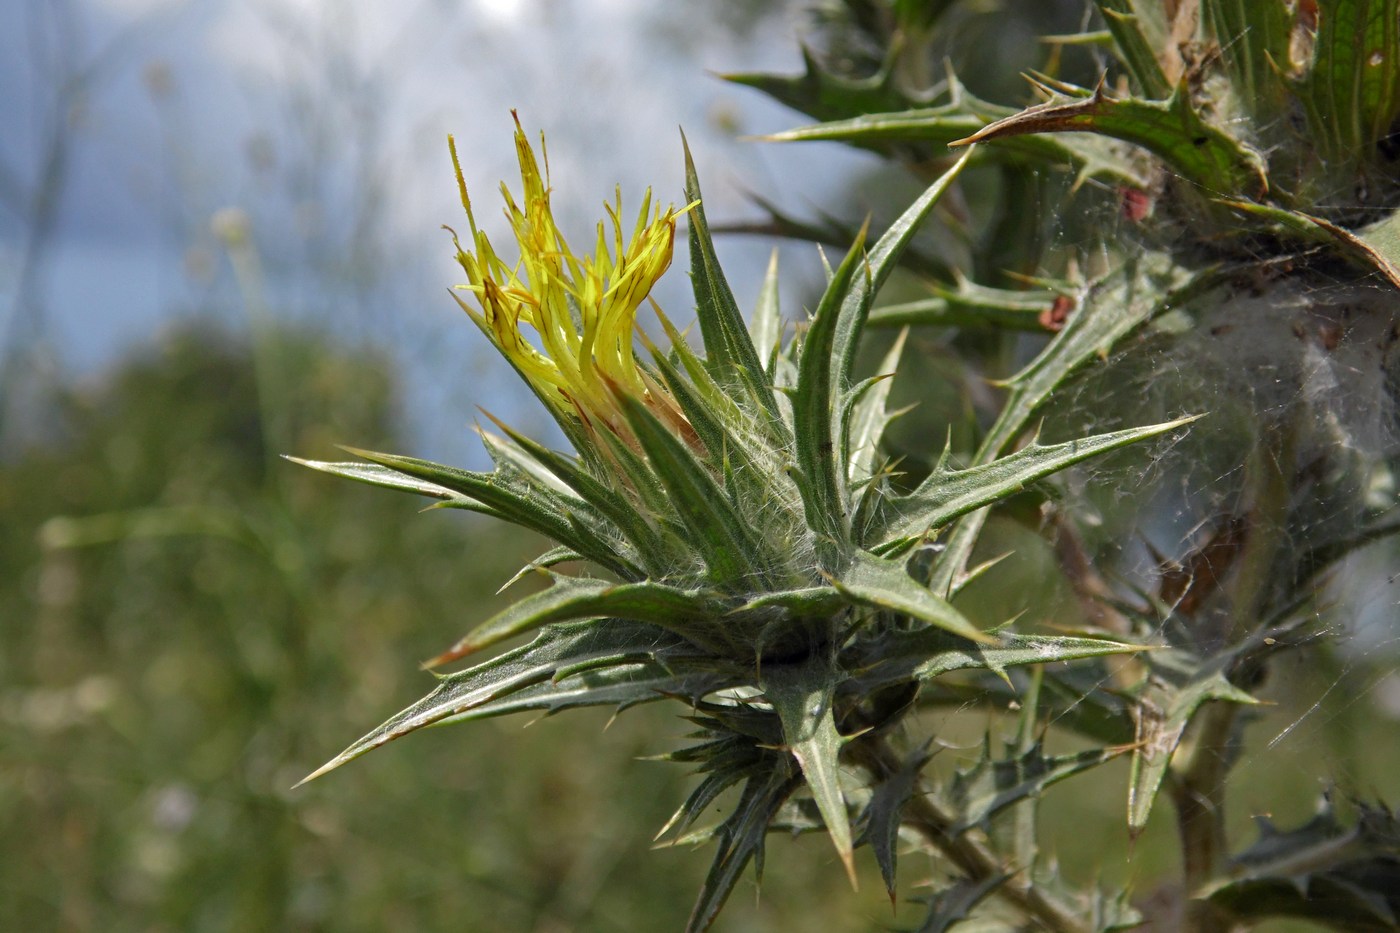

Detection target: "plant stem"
[1174, 425, 1295, 931]
[852, 735, 1093, 933]
[1172, 700, 1241, 933]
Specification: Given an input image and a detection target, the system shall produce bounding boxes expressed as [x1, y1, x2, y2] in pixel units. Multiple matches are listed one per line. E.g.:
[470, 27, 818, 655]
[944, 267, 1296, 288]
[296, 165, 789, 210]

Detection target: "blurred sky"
[0, 0, 880, 466]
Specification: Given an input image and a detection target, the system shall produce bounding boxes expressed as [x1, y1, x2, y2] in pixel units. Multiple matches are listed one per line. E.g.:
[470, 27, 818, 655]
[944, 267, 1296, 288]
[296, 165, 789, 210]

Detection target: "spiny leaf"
[285, 456, 497, 515]
[477, 426, 575, 497]
[951, 81, 1268, 201]
[833, 146, 974, 392]
[298, 621, 692, 784]
[440, 661, 732, 726]
[646, 306, 782, 452]
[1222, 199, 1400, 288]
[615, 392, 777, 590]
[845, 328, 906, 489]
[859, 741, 933, 897]
[996, 253, 1206, 442]
[1201, 800, 1400, 927]
[927, 249, 1205, 596]
[834, 550, 993, 644]
[721, 44, 915, 125]
[946, 738, 1125, 835]
[496, 545, 584, 593]
[877, 417, 1200, 551]
[913, 872, 1009, 933]
[750, 249, 783, 373]
[845, 628, 1145, 692]
[1128, 654, 1261, 834]
[762, 653, 857, 886]
[656, 737, 763, 842]
[734, 585, 847, 618]
[793, 223, 868, 565]
[686, 766, 802, 933]
[337, 447, 636, 577]
[761, 100, 1145, 187]
[647, 348, 760, 484]
[1095, 0, 1170, 98]
[868, 282, 1062, 331]
[424, 573, 736, 667]
[479, 415, 683, 574]
[682, 135, 781, 420]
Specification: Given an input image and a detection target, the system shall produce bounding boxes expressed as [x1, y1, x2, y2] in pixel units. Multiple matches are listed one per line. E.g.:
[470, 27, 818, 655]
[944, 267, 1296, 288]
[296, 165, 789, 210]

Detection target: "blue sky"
[0, 0, 880, 465]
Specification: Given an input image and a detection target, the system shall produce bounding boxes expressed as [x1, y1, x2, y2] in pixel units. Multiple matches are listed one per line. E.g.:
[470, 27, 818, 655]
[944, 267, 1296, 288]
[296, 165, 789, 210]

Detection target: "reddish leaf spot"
[1038, 295, 1075, 332]
[1121, 187, 1152, 223]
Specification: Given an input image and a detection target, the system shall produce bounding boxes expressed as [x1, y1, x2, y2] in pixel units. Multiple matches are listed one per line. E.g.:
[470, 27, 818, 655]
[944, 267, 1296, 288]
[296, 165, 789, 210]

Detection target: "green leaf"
[946, 738, 1125, 835]
[833, 147, 973, 392]
[478, 415, 684, 575]
[749, 249, 783, 373]
[996, 254, 1205, 442]
[337, 447, 636, 578]
[285, 456, 497, 515]
[834, 550, 993, 644]
[615, 393, 776, 589]
[682, 136, 780, 419]
[424, 573, 736, 666]
[793, 224, 868, 564]
[762, 653, 857, 885]
[859, 741, 933, 897]
[298, 621, 692, 784]
[721, 45, 913, 125]
[952, 82, 1268, 201]
[868, 282, 1062, 331]
[845, 328, 906, 489]
[913, 873, 1009, 933]
[877, 417, 1200, 551]
[845, 628, 1144, 692]
[1355, 209, 1400, 281]
[734, 585, 847, 618]
[1222, 199, 1400, 288]
[927, 249, 1205, 596]
[1127, 652, 1260, 834]
[1298, 0, 1400, 160]
[440, 661, 733, 725]
[657, 731, 769, 842]
[686, 766, 802, 933]
[1202, 0, 1292, 125]
[496, 545, 584, 593]
[763, 99, 1145, 187]
[1095, 0, 1170, 98]
[646, 308, 784, 455]
[1202, 800, 1400, 928]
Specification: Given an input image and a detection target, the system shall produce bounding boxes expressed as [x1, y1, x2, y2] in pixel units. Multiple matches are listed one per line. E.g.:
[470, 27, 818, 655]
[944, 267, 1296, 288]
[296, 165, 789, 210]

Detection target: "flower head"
[449, 113, 693, 447]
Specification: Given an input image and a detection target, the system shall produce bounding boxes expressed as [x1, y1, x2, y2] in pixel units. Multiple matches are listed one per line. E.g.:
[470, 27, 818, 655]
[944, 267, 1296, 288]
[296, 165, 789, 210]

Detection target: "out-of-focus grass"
[0, 327, 911, 932]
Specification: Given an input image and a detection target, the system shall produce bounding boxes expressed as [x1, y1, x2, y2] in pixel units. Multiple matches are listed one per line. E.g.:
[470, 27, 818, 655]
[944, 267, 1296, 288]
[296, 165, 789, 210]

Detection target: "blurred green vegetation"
[0, 325, 931, 931]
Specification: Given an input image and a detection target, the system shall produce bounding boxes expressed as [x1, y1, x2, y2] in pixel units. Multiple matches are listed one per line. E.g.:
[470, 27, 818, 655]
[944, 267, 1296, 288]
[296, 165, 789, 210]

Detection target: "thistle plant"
[291, 4, 1400, 929]
[290, 107, 1190, 930]
[714, 0, 1400, 928]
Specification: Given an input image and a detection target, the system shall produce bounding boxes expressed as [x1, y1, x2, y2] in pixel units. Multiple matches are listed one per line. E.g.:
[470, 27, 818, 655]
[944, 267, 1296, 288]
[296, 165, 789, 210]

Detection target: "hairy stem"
[1175, 426, 1295, 932]
[1172, 701, 1242, 933]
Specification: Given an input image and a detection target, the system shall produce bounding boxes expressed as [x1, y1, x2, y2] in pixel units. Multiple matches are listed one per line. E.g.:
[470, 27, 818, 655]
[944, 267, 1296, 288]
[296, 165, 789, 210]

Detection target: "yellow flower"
[448, 113, 694, 448]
